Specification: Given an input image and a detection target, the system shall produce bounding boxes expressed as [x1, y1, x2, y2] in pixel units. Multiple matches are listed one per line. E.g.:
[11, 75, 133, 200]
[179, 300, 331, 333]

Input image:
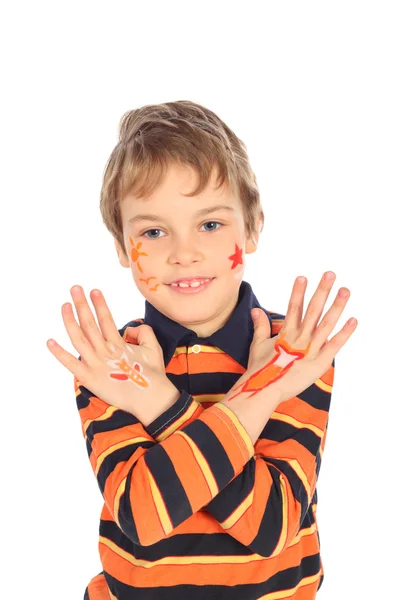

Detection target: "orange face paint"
[130, 238, 161, 292]
[229, 243, 243, 269]
[227, 332, 311, 402]
[106, 351, 150, 389]
[129, 237, 148, 274]
[139, 276, 157, 285]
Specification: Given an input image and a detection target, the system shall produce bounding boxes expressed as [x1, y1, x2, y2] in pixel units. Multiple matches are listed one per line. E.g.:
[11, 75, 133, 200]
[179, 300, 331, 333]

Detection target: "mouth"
[166, 277, 216, 294]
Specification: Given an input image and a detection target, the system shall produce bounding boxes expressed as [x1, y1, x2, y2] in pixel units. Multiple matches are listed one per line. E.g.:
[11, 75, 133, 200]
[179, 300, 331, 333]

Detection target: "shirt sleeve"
[74, 375, 254, 547]
[202, 359, 335, 558]
[143, 360, 335, 559]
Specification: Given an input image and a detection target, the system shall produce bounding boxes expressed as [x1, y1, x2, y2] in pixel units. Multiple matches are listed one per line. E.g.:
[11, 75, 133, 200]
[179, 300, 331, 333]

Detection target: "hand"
[46, 285, 171, 415]
[244, 272, 358, 404]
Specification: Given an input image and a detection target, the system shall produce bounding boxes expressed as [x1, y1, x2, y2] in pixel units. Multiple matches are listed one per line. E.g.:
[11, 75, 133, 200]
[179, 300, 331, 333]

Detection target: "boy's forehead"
[121, 165, 240, 220]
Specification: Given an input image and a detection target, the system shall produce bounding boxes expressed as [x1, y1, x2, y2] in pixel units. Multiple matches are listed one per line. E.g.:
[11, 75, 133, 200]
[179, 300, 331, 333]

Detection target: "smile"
[167, 278, 216, 294]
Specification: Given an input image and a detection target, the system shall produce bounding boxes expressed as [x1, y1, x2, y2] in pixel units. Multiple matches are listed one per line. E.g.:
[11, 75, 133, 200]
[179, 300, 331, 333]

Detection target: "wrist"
[135, 376, 180, 428]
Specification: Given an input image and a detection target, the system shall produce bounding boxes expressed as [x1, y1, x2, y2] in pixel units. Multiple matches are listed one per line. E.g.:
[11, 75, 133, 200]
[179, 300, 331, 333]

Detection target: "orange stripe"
[86, 573, 112, 600]
[271, 396, 328, 433]
[98, 528, 320, 587]
[166, 347, 245, 375]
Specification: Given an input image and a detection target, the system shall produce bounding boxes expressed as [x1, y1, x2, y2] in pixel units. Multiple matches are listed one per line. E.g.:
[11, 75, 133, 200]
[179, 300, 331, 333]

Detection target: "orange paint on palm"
[227, 332, 311, 402]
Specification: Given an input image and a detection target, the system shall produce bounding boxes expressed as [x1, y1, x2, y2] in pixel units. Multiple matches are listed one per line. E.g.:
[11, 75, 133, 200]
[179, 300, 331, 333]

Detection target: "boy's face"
[115, 163, 260, 338]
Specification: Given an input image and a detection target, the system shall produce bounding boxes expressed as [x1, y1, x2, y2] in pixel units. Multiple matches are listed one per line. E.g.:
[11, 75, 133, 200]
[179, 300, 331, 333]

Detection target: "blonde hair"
[100, 100, 264, 259]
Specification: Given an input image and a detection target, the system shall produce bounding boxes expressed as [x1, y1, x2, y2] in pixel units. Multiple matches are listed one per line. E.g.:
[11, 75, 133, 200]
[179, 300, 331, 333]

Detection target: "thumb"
[250, 308, 271, 341]
[124, 325, 158, 348]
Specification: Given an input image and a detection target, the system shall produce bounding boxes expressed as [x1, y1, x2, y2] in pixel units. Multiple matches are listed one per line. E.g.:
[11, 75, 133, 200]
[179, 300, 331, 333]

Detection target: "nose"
[168, 236, 204, 265]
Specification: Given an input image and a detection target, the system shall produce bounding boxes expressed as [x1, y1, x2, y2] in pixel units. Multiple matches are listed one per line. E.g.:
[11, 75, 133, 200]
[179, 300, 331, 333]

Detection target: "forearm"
[135, 370, 282, 443]
[219, 371, 283, 446]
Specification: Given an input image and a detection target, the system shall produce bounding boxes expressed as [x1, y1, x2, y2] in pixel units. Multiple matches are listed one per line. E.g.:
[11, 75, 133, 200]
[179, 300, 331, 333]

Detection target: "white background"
[1, 1, 398, 598]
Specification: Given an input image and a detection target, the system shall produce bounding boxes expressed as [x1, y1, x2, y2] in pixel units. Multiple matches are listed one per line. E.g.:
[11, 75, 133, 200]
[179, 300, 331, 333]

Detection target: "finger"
[316, 317, 358, 365]
[124, 327, 141, 346]
[46, 337, 90, 382]
[282, 276, 308, 333]
[309, 287, 351, 353]
[251, 308, 271, 341]
[61, 302, 100, 365]
[89, 289, 125, 345]
[70, 286, 109, 351]
[125, 324, 155, 349]
[299, 272, 337, 338]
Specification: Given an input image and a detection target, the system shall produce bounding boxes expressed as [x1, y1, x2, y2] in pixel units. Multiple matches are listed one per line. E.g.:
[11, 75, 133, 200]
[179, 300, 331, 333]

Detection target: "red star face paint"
[229, 243, 243, 269]
[227, 332, 312, 402]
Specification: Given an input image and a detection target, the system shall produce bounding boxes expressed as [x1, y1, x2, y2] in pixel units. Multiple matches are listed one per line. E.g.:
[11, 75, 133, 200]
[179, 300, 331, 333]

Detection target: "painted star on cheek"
[229, 243, 243, 269]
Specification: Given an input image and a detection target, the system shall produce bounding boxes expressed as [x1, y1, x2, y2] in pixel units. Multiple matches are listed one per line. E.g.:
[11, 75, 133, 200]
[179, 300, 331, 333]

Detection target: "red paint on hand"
[227, 332, 311, 401]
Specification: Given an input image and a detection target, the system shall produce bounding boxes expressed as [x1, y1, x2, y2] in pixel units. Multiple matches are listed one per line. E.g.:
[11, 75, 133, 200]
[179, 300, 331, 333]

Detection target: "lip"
[168, 276, 215, 284]
[167, 277, 216, 294]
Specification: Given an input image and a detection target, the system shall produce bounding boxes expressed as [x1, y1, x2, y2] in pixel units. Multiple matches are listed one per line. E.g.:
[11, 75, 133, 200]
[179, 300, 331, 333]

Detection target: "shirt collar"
[143, 280, 272, 369]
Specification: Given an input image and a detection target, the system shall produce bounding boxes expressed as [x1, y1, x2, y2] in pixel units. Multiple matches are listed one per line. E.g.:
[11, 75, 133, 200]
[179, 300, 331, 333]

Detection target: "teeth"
[171, 278, 211, 288]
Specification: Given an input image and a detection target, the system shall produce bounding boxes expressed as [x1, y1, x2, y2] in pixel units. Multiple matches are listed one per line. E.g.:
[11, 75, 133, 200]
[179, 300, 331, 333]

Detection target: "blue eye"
[142, 221, 223, 239]
[143, 229, 165, 240]
[201, 221, 222, 232]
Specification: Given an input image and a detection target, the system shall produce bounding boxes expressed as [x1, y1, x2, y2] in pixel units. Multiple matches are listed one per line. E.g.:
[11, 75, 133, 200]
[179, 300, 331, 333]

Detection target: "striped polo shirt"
[75, 280, 335, 599]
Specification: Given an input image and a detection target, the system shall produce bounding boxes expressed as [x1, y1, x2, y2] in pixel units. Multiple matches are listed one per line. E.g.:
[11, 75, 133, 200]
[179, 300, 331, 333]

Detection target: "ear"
[114, 238, 131, 268]
[245, 219, 261, 255]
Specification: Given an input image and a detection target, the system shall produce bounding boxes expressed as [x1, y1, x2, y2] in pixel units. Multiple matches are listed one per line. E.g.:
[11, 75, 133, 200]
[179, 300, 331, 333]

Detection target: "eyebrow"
[128, 204, 234, 226]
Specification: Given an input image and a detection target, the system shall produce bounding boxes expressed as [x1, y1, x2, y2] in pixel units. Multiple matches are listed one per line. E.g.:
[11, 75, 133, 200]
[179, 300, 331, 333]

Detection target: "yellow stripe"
[83, 406, 119, 439]
[98, 524, 318, 567]
[113, 477, 127, 530]
[270, 411, 324, 438]
[257, 570, 322, 599]
[155, 399, 199, 442]
[285, 458, 311, 504]
[94, 436, 150, 475]
[212, 403, 254, 458]
[194, 393, 225, 403]
[173, 345, 225, 356]
[149, 430, 220, 537]
[147, 467, 174, 536]
[270, 474, 289, 557]
[174, 431, 219, 496]
[315, 377, 332, 393]
[219, 488, 254, 530]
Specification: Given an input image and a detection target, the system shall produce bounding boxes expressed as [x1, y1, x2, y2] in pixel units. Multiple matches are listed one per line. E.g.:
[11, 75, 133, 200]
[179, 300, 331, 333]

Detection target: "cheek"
[227, 242, 244, 270]
[127, 238, 162, 293]
[137, 274, 161, 292]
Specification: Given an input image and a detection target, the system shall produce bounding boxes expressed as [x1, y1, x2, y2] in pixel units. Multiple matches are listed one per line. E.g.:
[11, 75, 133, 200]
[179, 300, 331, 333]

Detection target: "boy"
[47, 101, 356, 599]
